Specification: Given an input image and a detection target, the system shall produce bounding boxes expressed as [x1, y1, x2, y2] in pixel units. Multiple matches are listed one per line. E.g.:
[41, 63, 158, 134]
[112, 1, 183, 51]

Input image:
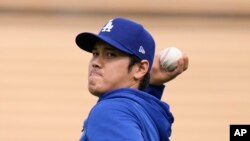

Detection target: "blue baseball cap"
[75, 17, 155, 71]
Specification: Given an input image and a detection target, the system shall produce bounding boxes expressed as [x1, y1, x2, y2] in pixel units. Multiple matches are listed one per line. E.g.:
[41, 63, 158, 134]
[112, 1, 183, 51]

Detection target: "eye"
[106, 52, 116, 58]
[92, 50, 99, 57]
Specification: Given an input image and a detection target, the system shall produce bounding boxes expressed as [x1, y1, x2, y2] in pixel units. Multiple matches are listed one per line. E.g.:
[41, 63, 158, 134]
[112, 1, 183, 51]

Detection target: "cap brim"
[75, 32, 132, 54]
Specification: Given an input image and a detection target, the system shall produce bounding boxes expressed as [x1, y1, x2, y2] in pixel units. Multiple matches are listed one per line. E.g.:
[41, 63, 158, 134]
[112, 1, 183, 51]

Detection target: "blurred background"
[1, 0, 250, 141]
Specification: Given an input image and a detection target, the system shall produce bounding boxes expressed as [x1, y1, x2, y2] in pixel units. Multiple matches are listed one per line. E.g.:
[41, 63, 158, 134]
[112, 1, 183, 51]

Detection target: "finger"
[182, 53, 189, 71]
[177, 58, 185, 73]
[170, 58, 184, 75]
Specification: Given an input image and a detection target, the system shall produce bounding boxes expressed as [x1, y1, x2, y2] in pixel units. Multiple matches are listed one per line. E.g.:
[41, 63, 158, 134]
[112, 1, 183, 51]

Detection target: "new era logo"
[139, 46, 146, 54]
[101, 19, 114, 32]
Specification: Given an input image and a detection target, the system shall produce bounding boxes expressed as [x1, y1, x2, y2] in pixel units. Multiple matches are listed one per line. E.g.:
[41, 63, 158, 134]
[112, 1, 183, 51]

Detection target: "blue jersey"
[79, 85, 174, 141]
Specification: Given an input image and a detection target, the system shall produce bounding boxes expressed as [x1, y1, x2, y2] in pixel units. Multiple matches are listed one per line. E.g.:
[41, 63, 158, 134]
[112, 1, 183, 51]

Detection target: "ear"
[134, 60, 149, 80]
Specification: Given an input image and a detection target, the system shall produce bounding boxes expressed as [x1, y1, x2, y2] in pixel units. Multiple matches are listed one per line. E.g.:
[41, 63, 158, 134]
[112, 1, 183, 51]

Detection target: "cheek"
[103, 63, 130, 83]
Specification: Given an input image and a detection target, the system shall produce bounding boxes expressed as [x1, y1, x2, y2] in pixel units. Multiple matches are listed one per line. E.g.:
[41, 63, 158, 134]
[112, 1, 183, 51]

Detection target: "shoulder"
[85, 98, 144, 141]
[89, 98, 135, 119]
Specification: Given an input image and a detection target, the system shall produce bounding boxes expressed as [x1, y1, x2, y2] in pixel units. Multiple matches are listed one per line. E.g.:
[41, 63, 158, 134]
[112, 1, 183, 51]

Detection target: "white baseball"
[160, 47, 183, 71]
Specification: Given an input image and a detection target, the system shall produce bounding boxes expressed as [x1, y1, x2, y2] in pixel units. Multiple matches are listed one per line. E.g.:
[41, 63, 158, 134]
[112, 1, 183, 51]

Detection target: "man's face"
[88, 41, 136, 96]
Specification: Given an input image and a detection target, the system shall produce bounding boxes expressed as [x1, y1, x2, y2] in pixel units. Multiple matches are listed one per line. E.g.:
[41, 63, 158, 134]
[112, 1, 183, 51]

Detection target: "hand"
[149, 52, 189, 85]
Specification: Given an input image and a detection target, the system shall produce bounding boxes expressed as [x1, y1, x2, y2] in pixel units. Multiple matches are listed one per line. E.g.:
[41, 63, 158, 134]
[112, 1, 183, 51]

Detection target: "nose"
[91, 56, 102, 69]
[92, 63, 100, 68]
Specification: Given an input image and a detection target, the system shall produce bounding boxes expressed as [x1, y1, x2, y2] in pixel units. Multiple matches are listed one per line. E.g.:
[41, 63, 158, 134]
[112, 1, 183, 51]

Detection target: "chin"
[88, 87, 104, 97]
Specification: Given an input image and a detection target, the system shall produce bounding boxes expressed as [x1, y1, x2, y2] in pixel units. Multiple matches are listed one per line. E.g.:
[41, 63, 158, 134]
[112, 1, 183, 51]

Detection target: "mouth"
[89, 70, 103, 77]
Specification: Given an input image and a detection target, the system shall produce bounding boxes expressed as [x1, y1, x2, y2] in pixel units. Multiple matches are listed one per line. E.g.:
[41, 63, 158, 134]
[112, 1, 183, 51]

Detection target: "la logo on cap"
[101, 19, 114, 32]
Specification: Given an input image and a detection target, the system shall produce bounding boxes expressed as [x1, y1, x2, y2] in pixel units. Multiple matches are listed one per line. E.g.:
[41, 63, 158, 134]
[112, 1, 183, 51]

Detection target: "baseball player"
[75, 17, 188, 141]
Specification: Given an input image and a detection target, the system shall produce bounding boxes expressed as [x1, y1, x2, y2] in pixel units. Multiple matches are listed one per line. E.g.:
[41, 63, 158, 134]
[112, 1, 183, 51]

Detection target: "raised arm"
[146, 51, 189, 99]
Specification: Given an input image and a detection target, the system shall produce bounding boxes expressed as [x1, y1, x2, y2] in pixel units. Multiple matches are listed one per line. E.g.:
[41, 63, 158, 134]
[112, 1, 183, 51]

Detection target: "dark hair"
[128, 55, 150, 90]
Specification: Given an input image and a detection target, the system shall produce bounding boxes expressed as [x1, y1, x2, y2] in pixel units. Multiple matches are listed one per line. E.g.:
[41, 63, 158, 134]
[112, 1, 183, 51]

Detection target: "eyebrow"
[105, 46, 118, 51]
[93, 44, 118, 52]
